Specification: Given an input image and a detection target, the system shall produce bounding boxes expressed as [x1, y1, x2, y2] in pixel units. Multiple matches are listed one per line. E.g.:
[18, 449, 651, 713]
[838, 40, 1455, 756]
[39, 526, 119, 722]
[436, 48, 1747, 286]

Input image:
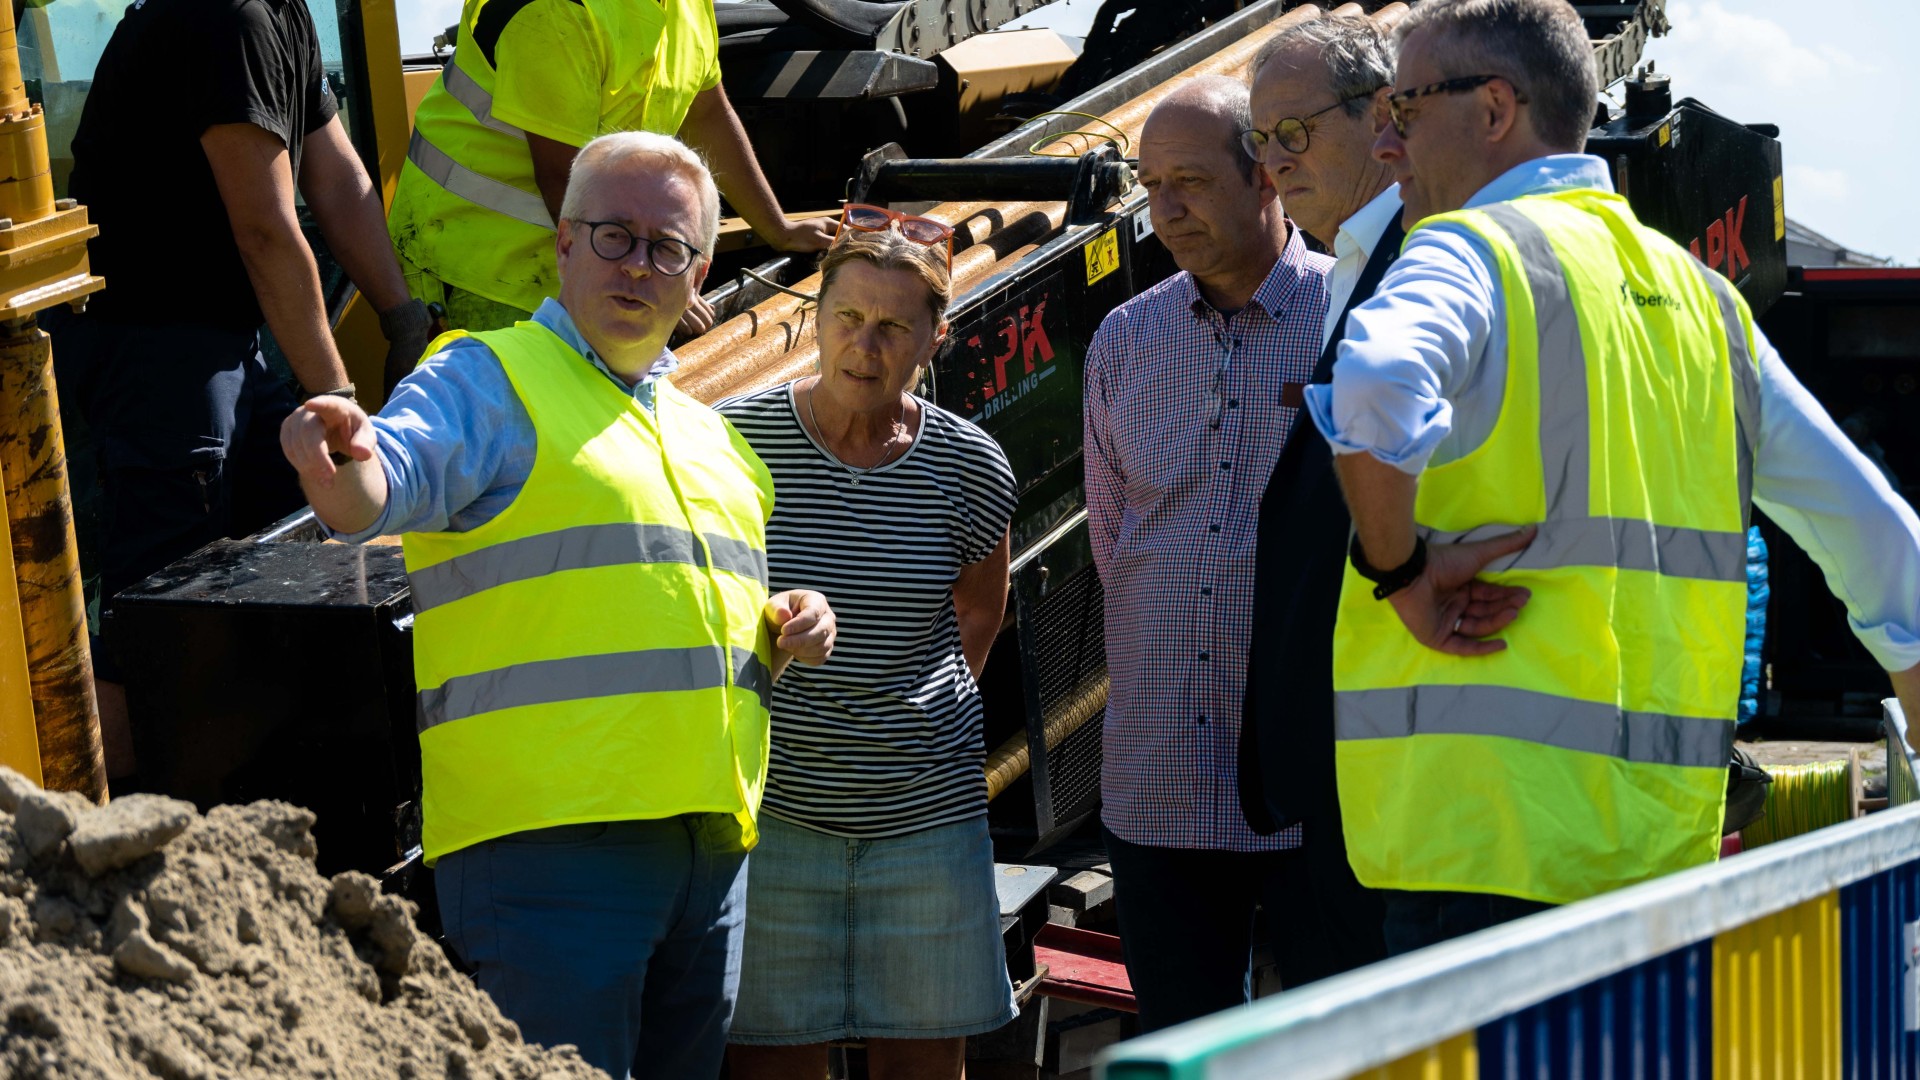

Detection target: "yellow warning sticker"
[1773, 175, 1786, 240]
[1085, 228, 1120, 285]
[1657, 122, 1671, 147]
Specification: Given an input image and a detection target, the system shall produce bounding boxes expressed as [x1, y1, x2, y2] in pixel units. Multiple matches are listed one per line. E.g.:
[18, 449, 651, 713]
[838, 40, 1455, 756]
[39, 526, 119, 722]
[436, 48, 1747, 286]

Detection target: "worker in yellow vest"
[286, 131, 837, 1077]
[387, 0, 834, 368]
[1304, 0, 1920, 955]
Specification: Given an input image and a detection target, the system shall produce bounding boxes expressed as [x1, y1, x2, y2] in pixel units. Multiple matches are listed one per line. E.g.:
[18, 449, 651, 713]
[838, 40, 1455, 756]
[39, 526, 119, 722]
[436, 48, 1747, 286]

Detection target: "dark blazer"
[1229, 207, 1404, 984]
[1239, 211, 1405, 833]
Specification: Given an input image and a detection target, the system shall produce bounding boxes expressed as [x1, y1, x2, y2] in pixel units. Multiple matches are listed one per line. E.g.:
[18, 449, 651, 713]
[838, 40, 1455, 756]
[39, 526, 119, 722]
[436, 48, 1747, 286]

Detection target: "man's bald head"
[1144, 75, 1259, 184]
[1137, 74, 1288, 307]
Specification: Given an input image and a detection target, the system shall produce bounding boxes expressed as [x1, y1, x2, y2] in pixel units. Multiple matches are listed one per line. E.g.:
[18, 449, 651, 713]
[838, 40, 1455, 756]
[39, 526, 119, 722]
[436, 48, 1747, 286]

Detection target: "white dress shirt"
[1304, 154, 1920, 672]
[1322, 182, 1402, 348]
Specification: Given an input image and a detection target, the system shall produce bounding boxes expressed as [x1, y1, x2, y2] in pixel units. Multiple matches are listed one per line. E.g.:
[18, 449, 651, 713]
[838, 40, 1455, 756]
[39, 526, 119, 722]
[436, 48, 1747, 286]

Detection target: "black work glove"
[379, 298, 436, 398]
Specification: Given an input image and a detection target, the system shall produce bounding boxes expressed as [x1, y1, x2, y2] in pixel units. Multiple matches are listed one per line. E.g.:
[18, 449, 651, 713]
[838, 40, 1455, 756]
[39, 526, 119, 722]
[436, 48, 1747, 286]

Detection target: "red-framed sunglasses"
[839, 203, 954, 268]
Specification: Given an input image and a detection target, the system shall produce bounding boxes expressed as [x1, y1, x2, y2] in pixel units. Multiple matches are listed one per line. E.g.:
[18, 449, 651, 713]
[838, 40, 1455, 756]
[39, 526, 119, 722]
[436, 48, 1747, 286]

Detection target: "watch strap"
[1350, 534, 1427, 600]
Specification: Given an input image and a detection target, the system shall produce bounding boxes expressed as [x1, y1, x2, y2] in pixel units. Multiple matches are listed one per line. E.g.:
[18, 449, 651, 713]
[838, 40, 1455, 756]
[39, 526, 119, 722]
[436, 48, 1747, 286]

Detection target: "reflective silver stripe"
[1428, 517, 1746, 583]
[1697, 268, 1762, 520]
[441, 62, 525, 139]
[1336, 685, 1731, 768]
[407, 128, 554, 231]
[1477, 203, 1588, 521]
[705, 533, 770, 588]
[1466, 204, 1750, 575]
[419, 644, 773, 731]
[732, 646, 772, 714]
[409, 522, 770, 613]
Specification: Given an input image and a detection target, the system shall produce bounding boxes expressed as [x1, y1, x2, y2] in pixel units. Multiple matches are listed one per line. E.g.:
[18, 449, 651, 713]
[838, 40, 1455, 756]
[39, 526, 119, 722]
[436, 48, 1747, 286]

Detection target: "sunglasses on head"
[839, 203, 955, 269]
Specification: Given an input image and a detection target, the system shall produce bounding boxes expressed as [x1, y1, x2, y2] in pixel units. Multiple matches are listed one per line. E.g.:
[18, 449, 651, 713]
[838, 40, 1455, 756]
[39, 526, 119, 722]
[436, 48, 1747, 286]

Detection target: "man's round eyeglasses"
[1386, 74, 1528, 138]
[574, 220, 701, 276]
[1239, 90, 1382, 161]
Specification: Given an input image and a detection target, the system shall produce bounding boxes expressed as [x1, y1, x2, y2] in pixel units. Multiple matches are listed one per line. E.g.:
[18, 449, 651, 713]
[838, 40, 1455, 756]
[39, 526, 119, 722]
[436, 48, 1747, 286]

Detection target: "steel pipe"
[984, 674, 1109, 803]
[674, 2, 1349, 402]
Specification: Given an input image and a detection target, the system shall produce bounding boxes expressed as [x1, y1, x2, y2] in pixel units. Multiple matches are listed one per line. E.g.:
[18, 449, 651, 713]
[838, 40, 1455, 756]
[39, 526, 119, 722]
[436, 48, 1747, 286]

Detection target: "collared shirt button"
[1199, 650, 1209, 661]
[1209, 523, 1220, 533]
[1219, 460, 1231, 470]
[1196, 714, 1208, 725]
[1228, 399, 1239, 408]
[1200, 586, 1212, 596]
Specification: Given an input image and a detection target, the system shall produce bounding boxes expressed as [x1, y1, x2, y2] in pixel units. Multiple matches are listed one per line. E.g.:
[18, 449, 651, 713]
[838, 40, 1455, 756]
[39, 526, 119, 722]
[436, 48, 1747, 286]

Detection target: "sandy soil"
[0, 768, 608, 1080]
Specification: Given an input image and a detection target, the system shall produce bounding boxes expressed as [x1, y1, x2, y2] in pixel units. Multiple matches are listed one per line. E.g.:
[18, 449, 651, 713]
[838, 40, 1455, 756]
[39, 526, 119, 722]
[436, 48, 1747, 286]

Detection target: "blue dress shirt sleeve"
[325, 298, 680, 545]
[1752, 340, 1920, 671]
[1303, 225, 1498, 474]
[328, 339, 533, 543]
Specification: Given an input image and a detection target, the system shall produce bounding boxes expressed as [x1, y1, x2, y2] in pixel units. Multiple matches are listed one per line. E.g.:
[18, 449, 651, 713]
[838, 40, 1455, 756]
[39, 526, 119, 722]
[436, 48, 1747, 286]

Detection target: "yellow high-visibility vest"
[1332, 189, 1763, 906]
[403, 319, 773, 864]
[388, 0, 720, 313]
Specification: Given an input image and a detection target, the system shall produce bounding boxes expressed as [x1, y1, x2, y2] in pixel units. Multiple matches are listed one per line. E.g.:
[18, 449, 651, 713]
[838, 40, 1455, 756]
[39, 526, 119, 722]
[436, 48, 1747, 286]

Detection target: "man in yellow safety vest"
[1305, 0, 1920, 954]
[387, 0, 835, 372]
[287, 131, 837, 1077]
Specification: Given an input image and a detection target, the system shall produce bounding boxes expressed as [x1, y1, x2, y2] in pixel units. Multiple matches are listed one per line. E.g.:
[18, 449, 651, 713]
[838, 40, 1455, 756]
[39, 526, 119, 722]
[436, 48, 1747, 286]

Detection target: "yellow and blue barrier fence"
[1098, 701, 1920, 1079]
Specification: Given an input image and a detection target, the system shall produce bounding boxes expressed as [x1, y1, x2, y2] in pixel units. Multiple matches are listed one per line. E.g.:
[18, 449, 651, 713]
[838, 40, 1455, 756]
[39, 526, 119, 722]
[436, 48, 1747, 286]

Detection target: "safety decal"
[1085, 228, 1121, 285]
[1133, 206, 1154, 241]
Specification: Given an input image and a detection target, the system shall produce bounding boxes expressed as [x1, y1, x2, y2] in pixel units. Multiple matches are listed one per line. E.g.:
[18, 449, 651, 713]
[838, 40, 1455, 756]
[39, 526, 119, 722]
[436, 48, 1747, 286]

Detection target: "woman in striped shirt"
[721, 221, 1018, 1078]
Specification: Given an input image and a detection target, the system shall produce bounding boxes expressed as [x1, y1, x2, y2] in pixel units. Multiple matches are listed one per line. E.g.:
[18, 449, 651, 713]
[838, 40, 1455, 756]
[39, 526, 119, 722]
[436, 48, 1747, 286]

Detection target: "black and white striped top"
[717, 381, 1018, 838]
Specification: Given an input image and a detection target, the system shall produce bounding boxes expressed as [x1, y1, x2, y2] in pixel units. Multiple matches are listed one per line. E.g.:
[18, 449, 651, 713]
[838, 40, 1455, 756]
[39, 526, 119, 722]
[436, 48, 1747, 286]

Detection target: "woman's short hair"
[560, 131, 721, 257]
[817, 226, 952, 318]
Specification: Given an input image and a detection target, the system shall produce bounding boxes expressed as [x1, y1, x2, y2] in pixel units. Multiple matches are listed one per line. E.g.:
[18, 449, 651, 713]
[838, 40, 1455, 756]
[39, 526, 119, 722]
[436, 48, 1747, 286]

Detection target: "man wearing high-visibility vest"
[387, 0, 834, 368]
[1305, 0, 1920, 955]
[286, 131, 837, 1078]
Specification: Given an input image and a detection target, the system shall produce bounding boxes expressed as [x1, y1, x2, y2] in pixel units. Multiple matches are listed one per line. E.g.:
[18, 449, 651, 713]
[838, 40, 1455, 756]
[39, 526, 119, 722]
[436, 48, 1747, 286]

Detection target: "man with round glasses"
[1244, 17, 1399, 337]
[1309, 0, 1920, 953]
[1236, 13, 1403, 992]
[281, 131, 838, 1078]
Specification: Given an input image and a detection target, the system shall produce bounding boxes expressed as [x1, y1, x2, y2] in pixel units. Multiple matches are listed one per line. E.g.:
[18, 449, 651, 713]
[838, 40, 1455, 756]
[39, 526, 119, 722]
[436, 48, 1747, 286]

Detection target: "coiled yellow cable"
[1741, 758, 1854, 847]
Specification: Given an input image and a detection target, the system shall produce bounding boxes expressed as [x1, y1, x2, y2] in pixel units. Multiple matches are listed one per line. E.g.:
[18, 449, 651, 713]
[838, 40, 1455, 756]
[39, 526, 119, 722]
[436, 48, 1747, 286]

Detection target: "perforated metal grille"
[1044, 703, 1105, 832]
[1025, 564, 1107, 837]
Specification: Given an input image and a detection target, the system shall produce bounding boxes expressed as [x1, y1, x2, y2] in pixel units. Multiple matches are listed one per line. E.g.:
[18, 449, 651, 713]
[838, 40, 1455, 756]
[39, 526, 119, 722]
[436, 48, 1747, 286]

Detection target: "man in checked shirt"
[1084, 76, 1340, 1031]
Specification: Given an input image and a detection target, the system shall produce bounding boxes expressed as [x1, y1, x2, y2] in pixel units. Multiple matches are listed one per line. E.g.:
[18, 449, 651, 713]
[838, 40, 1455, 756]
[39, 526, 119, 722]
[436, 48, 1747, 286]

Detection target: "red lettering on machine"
[1688, 194, 1751, 278]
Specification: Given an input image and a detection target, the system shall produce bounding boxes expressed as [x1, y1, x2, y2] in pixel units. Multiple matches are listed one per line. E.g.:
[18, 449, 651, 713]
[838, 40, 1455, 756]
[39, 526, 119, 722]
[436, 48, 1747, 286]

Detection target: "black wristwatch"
[1349, 534, 1427, 600]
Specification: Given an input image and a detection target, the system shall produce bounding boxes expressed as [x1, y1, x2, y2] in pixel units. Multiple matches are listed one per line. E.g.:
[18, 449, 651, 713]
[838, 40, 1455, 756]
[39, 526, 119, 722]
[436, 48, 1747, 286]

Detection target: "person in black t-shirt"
[46, 0, 430, 780]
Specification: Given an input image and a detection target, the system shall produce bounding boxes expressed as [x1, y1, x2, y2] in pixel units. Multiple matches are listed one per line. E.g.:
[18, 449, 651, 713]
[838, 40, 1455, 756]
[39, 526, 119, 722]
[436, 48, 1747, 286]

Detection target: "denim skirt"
[729, 813, 1017, 1043]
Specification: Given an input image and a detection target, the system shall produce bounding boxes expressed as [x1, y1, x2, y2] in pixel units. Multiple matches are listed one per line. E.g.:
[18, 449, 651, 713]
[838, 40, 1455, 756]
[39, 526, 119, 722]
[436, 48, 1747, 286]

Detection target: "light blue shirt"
[1306, 153, 1920, 672]
[332, 297, 678, 542]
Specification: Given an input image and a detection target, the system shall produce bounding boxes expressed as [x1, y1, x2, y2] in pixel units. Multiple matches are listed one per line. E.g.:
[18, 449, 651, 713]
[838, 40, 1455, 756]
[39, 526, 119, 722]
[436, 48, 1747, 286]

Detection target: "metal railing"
[1887, 699, 1917, 807]
[1099, 706, 1920, 1078]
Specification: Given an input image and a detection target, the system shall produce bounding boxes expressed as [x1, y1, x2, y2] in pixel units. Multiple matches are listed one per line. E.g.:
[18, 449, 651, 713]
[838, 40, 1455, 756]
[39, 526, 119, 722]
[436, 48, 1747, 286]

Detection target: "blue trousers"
[435, 814, 749, 1079]
[43, 306, 300, 680]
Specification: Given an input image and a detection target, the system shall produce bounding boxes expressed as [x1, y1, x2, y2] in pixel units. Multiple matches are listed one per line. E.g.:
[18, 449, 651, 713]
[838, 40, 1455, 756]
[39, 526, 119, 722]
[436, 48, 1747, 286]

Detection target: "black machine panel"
[932, 198, 1176, 555]
[1587, 88, 1788, 316]
[1756, 269, 1920, 730]
[111, 539, 421, 879]
[931, 196, 1177, 852]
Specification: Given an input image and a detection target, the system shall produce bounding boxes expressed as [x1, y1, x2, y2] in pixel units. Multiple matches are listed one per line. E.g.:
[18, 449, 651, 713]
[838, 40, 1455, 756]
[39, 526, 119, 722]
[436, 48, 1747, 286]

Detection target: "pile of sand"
[0, 768, 608, 1079]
